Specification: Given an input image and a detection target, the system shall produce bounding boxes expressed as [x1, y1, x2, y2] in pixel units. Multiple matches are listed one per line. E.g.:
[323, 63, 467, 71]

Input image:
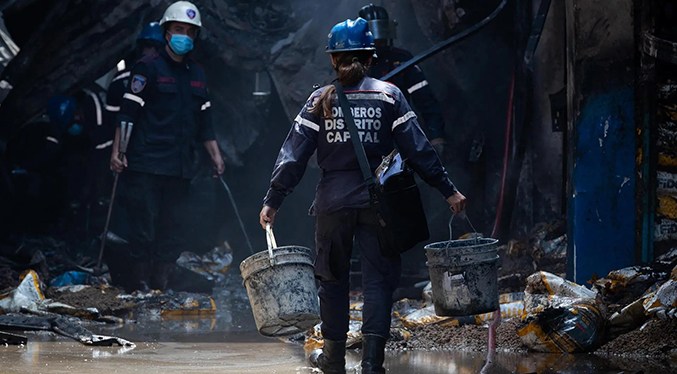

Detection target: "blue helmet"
[46, 95, 76, 128]
[137, 22, 165, 44]
[326, 18, 375, 54]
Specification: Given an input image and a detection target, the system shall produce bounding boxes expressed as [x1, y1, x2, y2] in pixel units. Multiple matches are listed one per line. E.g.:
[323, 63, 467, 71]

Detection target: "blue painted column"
[565, 0, 638, 284]
[568, 85, 636, 284]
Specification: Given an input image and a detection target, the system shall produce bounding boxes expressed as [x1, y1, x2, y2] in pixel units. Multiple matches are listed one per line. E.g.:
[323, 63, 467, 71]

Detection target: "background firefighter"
[359, 3, 447, 156]
[108, 1, 225, 292]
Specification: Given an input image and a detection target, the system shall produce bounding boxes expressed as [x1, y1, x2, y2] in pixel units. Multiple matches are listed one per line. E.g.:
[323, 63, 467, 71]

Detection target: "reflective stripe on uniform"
[95, 140, 114, 150]
[83, 89, 103, 126]
[105, 104, 120, 112]
[46, 136, 59, 144]
[345, 92, 395, 105]
[295, 115, 320, 132]
[112, 71, 131, 82]
[407, 80, 429, 94]
[201, 101, 211, 111]
[123, 93, 145, 107]
[392, 111, 417, 130]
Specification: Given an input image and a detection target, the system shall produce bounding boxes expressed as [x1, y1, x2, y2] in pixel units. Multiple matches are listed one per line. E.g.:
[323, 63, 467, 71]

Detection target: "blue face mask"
[168, 34, 194, 55]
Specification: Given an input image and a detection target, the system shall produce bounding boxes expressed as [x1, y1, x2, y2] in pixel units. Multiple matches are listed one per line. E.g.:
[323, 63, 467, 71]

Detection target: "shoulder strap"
[333, 82, 377, 189]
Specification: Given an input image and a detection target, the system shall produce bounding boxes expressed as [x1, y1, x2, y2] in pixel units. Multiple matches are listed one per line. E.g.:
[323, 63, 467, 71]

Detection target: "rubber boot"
[309, 339, 346, 374]
[361, 334, 387, 374]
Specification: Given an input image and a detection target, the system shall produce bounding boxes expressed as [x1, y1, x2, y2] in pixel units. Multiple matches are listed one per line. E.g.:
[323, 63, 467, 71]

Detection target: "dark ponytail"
[311, 50, 373, 119]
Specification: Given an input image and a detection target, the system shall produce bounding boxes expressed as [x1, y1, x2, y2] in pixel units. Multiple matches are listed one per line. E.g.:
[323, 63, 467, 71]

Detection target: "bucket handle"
[447, 212, 479, 250]
[266, 223, 278, 266]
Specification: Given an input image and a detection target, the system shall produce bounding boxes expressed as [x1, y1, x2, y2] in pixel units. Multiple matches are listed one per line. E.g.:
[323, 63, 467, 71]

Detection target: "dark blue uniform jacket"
[117, 49, 215, 179]
[263, 77, 457, 215]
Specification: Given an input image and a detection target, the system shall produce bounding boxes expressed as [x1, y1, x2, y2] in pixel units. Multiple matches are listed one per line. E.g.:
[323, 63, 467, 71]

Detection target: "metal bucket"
[424, 216, 500, 316]
[240, 225, 320, 337]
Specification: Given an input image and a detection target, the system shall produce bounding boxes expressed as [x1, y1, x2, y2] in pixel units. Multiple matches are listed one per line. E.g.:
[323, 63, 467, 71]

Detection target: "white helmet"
[160, 1, 202, 28]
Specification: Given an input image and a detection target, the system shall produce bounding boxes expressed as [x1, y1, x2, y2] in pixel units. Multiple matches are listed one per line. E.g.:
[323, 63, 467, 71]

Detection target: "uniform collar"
[160, 47, 189, 68]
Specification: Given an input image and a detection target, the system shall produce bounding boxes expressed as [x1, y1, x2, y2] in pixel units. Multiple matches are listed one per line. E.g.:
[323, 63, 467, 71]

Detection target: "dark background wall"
[0, 0, 566, 277]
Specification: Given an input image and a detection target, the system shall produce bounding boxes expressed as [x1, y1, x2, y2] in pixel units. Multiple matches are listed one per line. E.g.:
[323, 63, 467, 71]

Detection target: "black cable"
[380, 0, 509, 82]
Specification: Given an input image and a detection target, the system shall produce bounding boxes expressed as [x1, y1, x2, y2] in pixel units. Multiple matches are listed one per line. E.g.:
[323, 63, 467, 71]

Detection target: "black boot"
[150, 261, 175, 291]
[361, 334, 387, 374]
[309, 339, 346, 374]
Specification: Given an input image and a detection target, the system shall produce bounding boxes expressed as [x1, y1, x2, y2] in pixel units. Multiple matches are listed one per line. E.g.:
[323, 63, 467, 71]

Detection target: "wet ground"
[3, 329, 676, 374]
[2, 277, 677, 373]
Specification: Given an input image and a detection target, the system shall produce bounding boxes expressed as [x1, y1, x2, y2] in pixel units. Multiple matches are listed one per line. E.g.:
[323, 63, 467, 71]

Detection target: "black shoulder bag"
[333, 82, 429, 257]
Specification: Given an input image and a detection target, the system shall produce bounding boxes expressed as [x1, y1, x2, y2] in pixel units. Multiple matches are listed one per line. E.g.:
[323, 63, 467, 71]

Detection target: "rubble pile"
[496, 219, 567, 293]
[299, 245, 677, 359]
[0, 244, 229, 348]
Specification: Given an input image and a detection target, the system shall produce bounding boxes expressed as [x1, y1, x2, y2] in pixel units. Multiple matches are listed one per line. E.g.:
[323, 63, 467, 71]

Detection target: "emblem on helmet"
[186, 9, 196, 19]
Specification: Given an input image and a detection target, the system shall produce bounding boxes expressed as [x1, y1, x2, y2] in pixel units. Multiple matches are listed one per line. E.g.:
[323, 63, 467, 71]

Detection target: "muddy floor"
[3, 271, 677, 373]
[3, 329, 677, 374]
[45, 286, 129, 316]
[596, 318, 677, 358]
[388, 319, 526, 353]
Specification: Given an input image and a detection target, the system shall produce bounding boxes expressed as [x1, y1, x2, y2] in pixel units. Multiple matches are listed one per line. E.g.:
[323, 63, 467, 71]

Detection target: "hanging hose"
[219, 176, 255, 255]
[480, 310, 502, 374]
[490, 72, 515, 239]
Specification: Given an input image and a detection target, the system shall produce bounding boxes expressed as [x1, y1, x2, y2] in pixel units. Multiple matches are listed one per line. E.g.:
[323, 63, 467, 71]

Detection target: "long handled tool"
[219, 175, 255, 255]
[96, 121, 133, 273]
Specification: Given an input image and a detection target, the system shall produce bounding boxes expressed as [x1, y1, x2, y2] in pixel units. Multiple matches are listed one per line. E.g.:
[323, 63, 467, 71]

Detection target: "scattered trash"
[0, 331, 27, 345]
[304, 319, 364, 353]
[654, 218, 677, 242]
[0, 270, 45, 314]
[124, 291, 217, 319]
[643, 279, 677, 319]
[422, 282, 433, 304]
[45, 285, 129, 317]
[658, 171, 677, 195]
[592, 264, 671, 305]
[304, 319, 411, 353]
[658, 195, 677, 220]
[0, 314, 134, 348]
[607, 297, 648, 340]
[400, 293, 525, 329]
[517, 271, 606, 353]
[349, 301, 364, 321]
[49, 271, 109, 287]
[496, 219, 567, 293]
[104, 231, 129, 245]
[176, 242, 234, 282]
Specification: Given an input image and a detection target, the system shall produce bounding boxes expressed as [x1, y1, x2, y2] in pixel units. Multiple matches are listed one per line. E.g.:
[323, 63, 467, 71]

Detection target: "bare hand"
[259, 205, 277, 230]
[110, 153, 127, 173]
[212, 156, 225, 177]
[446, 191, 466, 214]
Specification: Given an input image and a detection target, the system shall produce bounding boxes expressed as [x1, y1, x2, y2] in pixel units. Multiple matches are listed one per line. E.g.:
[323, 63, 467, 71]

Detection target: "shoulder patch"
[131, 75, 147, 94]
